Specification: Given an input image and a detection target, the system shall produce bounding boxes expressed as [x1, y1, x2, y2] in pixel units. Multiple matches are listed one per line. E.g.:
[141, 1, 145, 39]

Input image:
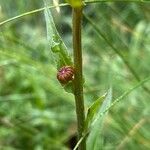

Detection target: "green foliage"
[0, 0, 150, 150]
[44, 0, 72, 69]
[86, 88, 112, 150]
[44, 0, 74, 93]
[84, 93, 106, 132]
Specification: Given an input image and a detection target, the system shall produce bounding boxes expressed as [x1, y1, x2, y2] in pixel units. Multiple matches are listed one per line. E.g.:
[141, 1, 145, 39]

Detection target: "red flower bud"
[57, 66, 74, 84]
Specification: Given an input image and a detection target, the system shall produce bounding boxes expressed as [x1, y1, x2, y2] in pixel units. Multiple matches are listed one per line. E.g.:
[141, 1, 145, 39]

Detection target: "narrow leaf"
[84, 93, 106, 132]
[44, 0, 73, 69]
[87, 88, 112, 150]
[43, 0, 74, 93]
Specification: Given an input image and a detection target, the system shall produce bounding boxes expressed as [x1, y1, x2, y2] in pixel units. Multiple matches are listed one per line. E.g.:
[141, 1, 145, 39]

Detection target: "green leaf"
[66, 0, 84, 8]
[86, 88, 112, 150]
[44, 0, 73, 69]
[74, 76, 150, 150]
[84, 93, 106, 132]
[43, 0, 74, 93]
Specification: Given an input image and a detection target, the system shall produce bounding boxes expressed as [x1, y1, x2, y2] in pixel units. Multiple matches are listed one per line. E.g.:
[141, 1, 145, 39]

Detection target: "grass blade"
[0, 3, 68, 27]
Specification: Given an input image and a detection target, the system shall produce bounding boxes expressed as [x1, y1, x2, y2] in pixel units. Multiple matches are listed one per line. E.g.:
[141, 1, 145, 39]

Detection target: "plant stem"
[72, 7, 86, 150]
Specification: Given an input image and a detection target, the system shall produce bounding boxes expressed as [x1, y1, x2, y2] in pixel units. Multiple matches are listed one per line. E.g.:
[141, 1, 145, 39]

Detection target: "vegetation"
[0, 0, 150, 150]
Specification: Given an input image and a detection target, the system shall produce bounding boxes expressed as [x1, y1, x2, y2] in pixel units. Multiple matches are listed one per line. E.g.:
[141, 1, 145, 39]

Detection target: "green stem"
[72, 7, 86, 150]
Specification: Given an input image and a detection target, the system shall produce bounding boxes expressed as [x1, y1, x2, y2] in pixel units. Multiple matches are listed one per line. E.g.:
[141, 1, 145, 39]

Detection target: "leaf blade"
[44, 0, 73, 69]
[84, 93, 106, 132]
[86, 88, 112, 150]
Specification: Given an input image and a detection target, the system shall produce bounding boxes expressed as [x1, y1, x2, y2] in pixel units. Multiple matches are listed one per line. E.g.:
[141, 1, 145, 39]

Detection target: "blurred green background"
[0, 0, 150, 150]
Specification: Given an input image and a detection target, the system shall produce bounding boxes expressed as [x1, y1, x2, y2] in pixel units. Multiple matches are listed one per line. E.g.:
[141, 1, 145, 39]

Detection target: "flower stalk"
[72, 6, 86, 150]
